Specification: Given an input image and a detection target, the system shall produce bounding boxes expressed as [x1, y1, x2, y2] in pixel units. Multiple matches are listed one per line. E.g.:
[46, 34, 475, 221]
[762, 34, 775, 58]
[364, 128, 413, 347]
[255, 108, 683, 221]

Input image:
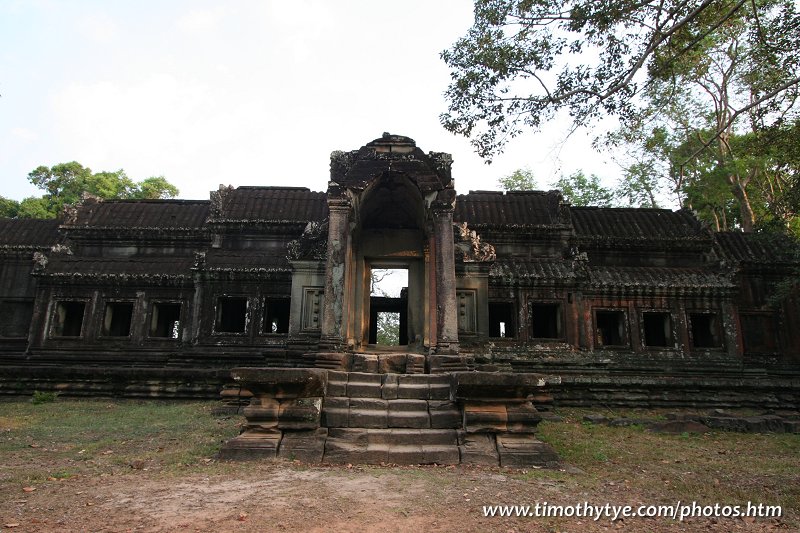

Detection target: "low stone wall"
[218, 368, 561, 466]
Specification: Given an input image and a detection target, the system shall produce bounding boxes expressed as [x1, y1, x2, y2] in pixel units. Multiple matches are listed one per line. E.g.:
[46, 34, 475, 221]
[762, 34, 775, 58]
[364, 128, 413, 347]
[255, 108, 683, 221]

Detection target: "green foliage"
[498, 167, 537, 190]
[0, 163, 181, 221]
[7, 162, 180, 219]
[0, 196, 20, 217]
[442, 0, 800, 162]
[375, 312, 400, 346]
[553, 171, 614, 207]
[31, 390, 58, 404]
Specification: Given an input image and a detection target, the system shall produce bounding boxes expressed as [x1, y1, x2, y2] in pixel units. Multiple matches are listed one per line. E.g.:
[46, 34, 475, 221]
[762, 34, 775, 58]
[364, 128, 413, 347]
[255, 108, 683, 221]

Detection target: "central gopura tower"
[315, 133, 459, 354]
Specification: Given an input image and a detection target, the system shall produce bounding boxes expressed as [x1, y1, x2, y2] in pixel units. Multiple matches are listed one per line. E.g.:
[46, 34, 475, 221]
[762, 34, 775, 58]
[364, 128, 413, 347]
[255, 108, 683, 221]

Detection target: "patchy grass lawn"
[0, 399, 797, 532]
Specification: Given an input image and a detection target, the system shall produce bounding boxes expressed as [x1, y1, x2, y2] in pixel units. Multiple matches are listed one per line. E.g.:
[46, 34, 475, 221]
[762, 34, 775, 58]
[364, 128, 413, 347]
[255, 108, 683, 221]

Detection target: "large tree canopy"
[1, 162, 179, 219]
[441, 0, 800, 160]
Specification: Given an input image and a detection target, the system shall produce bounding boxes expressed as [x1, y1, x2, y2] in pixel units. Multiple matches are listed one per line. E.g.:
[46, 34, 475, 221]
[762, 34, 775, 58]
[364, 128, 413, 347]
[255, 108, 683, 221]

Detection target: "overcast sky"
[0, 0, 622, 202]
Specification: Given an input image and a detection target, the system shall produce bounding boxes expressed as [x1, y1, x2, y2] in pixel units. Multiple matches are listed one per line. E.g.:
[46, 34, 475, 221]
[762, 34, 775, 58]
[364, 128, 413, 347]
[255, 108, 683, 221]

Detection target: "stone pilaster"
[431, 192, 458, 354]
[320, 194, 351, 349]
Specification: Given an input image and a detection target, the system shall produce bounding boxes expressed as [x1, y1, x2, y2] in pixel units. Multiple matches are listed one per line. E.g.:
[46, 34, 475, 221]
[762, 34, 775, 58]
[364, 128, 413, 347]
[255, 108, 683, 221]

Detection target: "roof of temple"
[64, 199, 210, 229]
[0, 218, 61, 248]
[571, 207, 708, 241]
[714, 232, 798, 264]
[212, 187, 327, 223]
[202, 249, 291, 271]
[585, 266, 733, 289]
[456, 190, 565, 227]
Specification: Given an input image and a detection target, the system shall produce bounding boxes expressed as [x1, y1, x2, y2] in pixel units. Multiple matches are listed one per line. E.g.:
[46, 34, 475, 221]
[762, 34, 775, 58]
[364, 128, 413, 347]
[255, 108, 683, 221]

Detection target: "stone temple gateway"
[0, 133, 798, 464]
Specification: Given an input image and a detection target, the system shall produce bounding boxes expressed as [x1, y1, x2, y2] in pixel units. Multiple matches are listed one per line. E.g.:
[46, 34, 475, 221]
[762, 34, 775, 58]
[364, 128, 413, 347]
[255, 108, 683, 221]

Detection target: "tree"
[3, 162, 180, 219]
[441, 0, 800, 161]
[554, 171, 614, 207]
[498, 167, 537, 190]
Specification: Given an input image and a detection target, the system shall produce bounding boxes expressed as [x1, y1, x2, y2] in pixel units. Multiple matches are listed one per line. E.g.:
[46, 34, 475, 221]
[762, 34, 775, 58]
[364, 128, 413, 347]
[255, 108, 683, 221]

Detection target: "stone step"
[324, 428, 461, 464]
[321, 397, 462, 429]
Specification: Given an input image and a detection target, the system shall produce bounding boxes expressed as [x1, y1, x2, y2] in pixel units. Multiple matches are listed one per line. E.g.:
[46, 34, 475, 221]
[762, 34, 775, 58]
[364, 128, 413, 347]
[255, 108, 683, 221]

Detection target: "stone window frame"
[592, 307, 630, 349]
[97, 298, 137, 339]
[528, 300, 566, 341]
[259, 296, 291, 336]
[686, 309, 725, 350]
[212, 295, 250, 336]
[146, 299, 184, 341]
[638, 308, 676, 350]
[456, 289, 478, 335]
[0, 298, 34, 338]
[739, 311, 780, 355]
[49, 298, 90, 339]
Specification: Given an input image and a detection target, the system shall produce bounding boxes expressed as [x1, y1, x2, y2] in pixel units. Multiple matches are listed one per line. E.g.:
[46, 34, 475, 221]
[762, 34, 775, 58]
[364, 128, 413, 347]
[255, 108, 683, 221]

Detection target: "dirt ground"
[0, 462, 792, 532]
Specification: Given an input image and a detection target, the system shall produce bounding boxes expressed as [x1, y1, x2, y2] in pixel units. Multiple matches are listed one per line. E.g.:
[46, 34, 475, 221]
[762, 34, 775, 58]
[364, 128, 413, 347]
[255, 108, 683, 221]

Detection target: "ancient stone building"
[1, 133, 798, 408]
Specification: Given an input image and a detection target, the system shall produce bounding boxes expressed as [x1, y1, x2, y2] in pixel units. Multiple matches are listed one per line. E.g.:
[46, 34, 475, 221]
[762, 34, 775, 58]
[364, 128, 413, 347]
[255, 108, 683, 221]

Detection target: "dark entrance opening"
[595, 310, 627, 346]
[215, 297, 248, 334]
[53, 301, 86, 337]
[102, 302, 134, 337]
[150, 302, 181, 338]
[642, 312, 672, 347]
[689, 312, 721, 348]
[489, 301, 516, 338]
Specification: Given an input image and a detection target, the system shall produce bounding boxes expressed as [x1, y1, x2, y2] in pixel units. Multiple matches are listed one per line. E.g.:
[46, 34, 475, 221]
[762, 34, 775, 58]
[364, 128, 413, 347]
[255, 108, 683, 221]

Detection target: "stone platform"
[219, 367, 561, 467]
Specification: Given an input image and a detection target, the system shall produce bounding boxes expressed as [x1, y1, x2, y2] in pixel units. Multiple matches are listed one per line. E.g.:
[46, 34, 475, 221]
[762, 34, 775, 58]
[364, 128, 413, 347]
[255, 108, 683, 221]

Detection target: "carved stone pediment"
[287, 220, 329, 261]
[454, 222, 496, 262]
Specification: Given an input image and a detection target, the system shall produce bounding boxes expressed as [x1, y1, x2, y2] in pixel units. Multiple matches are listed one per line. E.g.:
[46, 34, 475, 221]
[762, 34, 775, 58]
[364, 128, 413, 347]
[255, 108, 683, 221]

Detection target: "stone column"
[320, 194, 351, 349]
[431, 194, 458, 354]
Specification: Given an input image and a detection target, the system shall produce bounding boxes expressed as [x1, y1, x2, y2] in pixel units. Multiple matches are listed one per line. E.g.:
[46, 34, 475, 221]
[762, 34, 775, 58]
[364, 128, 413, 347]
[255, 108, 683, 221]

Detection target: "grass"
[1, 400, 797, 524]
[0, 398, 244, 485]
[535, 408, 800, 514]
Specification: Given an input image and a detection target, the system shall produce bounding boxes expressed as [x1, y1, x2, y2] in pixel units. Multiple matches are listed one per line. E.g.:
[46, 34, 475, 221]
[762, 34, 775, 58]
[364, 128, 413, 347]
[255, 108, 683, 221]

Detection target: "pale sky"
[0, 0, 622, 203]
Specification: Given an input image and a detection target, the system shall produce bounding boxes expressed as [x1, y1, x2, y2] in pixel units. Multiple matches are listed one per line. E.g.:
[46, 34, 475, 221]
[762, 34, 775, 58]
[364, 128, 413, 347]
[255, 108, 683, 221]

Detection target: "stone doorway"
[368, 267, 408, 347]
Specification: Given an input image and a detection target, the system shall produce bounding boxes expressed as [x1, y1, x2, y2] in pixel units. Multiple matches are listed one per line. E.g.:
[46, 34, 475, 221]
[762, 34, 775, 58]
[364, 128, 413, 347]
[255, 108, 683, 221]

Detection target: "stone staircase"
[219, 367, 560, 467]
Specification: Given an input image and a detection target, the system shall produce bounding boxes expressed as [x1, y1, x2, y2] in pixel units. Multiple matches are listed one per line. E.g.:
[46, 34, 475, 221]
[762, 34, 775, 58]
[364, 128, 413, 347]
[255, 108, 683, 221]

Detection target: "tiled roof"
[586, 266, 733, 289]
[572, 207, 706, 240]
[715, 232, 798, 263]
[67, 200, 210, 229]
[456, 191, 564, 227]
[216, 187, 327, 222]
[0, 219, 60, 247]
[490, 260, 578, 281]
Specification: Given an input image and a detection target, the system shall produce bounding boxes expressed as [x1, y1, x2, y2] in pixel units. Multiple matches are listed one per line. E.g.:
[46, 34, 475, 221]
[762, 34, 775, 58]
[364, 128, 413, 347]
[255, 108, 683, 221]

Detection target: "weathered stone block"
[381, 374, 399, 399]
[321, 397, 349, 427]
[326, 371, 348, 397]
[397, 375, 429, 399]
[452, 372, 550, 401]
[458, 433, 499, 466]
[388, 399, 430, 428]
[378, 354, 407, 374]
[496, 434, 560, 467]
[278, 428, 328, 463]
[349, 398, 388, 428]
[278, 397, 322, 430]
[387, 444, 425, 464]
[422, 445, 460, 465]
[242, 398, 280, 427]
[505, 402, 541, 433]
[231, 368, 327, 399]
[406, 354, 426, 374]
[347, 372, 383, 398]
[463, 402, 507, 432]
[218, 428, 282, 461]
[429, 400, 461, 429]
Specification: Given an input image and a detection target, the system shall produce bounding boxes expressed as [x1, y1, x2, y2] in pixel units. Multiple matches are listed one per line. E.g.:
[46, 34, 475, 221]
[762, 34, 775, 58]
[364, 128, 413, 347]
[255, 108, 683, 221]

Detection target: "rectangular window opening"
[150, 302, 182, 339]
[53, 301, 86, 337]
[264, 298, 290, 334]
[489, 302, 516, 338]
[642, 312, 672, 347]
[0, 301, 34, 337]
[740, 314, 778, 353]
[595, 310, 627, 347]
[215, 297, 248, 334]
[689, 312, 721, 348]
[530, 303, 562, 339]
[102, 302, 134, 337]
